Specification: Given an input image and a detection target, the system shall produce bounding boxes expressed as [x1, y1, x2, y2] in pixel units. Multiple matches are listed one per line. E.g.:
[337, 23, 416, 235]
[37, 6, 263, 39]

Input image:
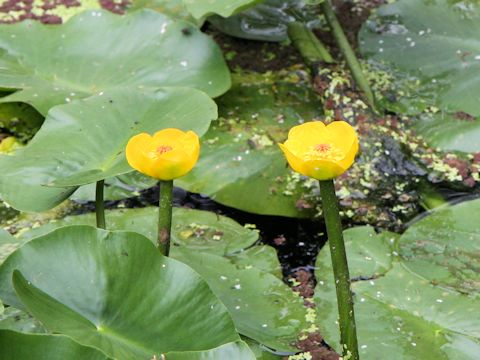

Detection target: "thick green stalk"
[287, 21, 334, 64]
[320, 0, 377, 113]
[95, 180, 106, 229]
[158, 180, 173, 256]
[319, 179, 359, 360]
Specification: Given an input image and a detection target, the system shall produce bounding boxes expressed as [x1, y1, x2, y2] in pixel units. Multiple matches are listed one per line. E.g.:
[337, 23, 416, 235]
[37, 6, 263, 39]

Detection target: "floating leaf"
[127, 0, 201, 25]
[0, 226, 254, 359]
[19, 207, 258, 255]
[15, 207, 306, 352]
[399, 199, 480, 296]
[184, 0, 261, 19]
[174, 248, 308, 351]
[359, 0, 480, 152]
[177, 71, 323, 217]
[0, 9, 230, 115]
[0, 330, 108, 360]
[315, 219, 480, 359]
[209, 0, 321, 42]
[0, 88, 216, 212]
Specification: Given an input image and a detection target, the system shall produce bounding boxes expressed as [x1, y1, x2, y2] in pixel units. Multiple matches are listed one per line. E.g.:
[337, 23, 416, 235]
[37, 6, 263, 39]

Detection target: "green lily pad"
[177, 71, 323, 217]
[72, 172, 157, 202]
[209, 0, 321, 42]
[359, 0, 480, 152]
[0, 9, 230, 115]
[399, 199, 480, 296]
[174, 248, 308, 351]
[0, 307, 46, 334]
[0, 330, 108, 360]
[0, 228, 19, 265]
[0, 87, 216, 212]
[19, 207, 259, 255]
[315, 222, 480, 359]
[127, 0, 201, 25]
[14, 207, 306, 352]
[360, 0, 480, 116]
[184, 0, 260, 19]
[411, 113, 480, 153]
[228, 245, 283, 279]
[0, 225, 254, 359]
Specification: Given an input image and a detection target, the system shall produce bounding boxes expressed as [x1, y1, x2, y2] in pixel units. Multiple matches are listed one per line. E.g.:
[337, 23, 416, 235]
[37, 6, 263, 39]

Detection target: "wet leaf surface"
[0, 226, 254, 359]
[359, 0, 480, 152]
[315, 203, 480, 359]
[11, 207, 308, 352]
[0, 88, 216, 212]
[0, 9, 230, 115]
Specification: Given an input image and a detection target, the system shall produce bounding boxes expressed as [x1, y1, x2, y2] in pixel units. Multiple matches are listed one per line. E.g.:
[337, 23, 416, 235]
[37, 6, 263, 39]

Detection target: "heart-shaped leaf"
[0, 330, 108, 360]
[0, 87, 216, 212]
[0, 225, 254, 359]
[315, 215, 480, 359]
[177, 71, 323, 218]
[14, 207, 307, 352]
[0, 9, 230, 115]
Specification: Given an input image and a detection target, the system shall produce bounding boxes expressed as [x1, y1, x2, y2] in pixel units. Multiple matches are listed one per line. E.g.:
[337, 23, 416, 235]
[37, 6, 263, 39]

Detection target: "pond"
[0, 0, 479, 359]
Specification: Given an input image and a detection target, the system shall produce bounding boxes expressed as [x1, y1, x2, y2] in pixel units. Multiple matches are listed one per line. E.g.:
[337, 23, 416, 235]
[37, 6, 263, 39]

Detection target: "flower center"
[314, 143, 331, 152]
[157, 145, 173, 154]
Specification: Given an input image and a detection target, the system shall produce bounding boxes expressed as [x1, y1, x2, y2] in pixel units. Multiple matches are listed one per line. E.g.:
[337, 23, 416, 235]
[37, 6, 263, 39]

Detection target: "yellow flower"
[279, 121, 358, 180]
[126, 128, 200, 180]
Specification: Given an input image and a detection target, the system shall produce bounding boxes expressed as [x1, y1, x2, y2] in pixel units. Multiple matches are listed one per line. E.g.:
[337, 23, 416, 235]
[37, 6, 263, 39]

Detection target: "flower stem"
[158, 180, 173, 256]
[287, 21, 334, 64]
[318, 179, 359, 360]
[95, 180, 106, 229]
[320, 0, 377, 113]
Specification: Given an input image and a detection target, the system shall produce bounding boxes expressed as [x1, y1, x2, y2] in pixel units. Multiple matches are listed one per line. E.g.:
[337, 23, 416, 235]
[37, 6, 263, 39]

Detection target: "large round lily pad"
[315, 221, 480, 359]
[0, 330, 108, 360]
[14, 207, 307, 352]
[0, 87, 216, 212]
[0, 225, 254, 359]
[177, 71, 323, 217]
[0, 9, 230, 115]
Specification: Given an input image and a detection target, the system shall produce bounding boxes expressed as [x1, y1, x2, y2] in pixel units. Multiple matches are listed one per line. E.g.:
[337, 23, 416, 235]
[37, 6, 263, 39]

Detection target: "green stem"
[287, 21, 334, 64]
[320, 0, 377, 113]
[319, 179, 359, 360]
[95, 180, 106, 229]
[418, 180, 447, 210]
[158, 180, 173, 256]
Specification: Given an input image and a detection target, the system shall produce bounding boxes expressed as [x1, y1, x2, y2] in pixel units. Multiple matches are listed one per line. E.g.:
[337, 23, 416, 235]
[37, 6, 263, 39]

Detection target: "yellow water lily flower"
[279, 120, 358, 180]
[126, 128, 200, 180]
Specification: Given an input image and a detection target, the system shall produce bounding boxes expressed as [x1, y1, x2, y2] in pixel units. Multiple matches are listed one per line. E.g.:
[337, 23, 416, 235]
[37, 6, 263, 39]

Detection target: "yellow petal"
[126, 133, 157, 176]
[326, 121, 358, 154]
[287, 121, 328, 148]
[278, 143, 306, 175]
[303, 158, 347, 180]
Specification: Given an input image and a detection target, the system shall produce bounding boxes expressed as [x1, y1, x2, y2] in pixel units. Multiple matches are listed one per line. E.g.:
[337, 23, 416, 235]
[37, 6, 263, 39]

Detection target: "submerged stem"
[95, 180, 106, 229]
[287, 21, 334, 64]
[158, 180, 173, 256]
[320, 0, 377, 113]
[319, 179, 359, 360]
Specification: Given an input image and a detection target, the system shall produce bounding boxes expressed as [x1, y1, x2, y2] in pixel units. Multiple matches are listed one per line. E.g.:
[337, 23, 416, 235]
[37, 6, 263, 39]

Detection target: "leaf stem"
[318, 179, 359, 360]
[95, 180, 106, 229]
[158, 180, 173, 256]
[287, 21, 334, 64]
[320, 0, 377, 113]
